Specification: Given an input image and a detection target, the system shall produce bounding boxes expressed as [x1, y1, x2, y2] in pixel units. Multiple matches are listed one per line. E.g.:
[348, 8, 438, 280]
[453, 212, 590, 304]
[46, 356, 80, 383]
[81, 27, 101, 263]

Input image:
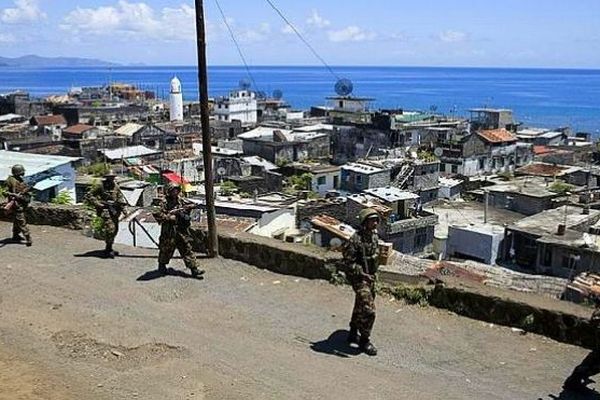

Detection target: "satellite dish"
[334, 78, 353, 97]
[434, 147, 444, 157]
[239, 79, 251, 90]
[272, 89, 283, 100]
[217, 167, 226, 176]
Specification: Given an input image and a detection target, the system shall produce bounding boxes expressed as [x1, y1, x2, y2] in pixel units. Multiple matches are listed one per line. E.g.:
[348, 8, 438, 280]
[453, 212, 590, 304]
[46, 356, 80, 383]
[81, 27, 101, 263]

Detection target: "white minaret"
[169, 76, 184, 122]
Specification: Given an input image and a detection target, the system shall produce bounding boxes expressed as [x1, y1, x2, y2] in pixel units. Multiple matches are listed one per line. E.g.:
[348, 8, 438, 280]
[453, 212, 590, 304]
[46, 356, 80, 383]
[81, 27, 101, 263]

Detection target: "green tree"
[220, 180, 237, 196]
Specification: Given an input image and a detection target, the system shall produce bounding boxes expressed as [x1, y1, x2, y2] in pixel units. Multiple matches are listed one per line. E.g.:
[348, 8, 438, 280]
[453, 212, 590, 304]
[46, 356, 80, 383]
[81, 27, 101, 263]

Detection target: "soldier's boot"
[347, 325, 359, 344]
[12, 230, 23, 242]
[190, 267, 205, 279]
[24, 235, 32, 247]
[158, 263, 168, 275]
[104, 243, 115, 258]
[359, 337, 378, 356]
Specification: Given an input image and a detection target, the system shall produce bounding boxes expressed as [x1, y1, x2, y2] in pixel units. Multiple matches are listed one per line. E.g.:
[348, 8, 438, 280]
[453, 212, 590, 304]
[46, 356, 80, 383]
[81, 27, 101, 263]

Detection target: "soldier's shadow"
[0, 237, 26, 248]
[136, 268, 203, 281]
[310, 329, 361, 358]
[544, 383, 600, 399]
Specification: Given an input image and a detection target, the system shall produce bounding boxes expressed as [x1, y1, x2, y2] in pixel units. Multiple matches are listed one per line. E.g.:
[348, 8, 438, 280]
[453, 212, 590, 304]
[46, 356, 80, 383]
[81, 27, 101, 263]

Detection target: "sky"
[0, 0, 599, 68]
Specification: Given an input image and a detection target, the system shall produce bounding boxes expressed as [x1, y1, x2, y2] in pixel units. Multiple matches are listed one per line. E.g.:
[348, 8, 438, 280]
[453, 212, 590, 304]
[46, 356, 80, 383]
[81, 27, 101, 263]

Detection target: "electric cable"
[263, 0, 340, 80]
[213, 0, 261, 93]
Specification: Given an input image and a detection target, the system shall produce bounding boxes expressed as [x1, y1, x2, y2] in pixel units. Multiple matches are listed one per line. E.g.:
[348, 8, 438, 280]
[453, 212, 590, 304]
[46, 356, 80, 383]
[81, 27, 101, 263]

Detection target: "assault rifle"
[100, 199, 127, 218]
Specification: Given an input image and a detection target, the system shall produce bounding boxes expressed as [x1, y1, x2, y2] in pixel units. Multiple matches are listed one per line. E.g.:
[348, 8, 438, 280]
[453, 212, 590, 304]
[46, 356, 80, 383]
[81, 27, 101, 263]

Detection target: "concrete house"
[214, 89, 258, 126]
[62, 124, 102, 141]
[503, 206, 600, 277]
[347, 188, 438, 254]
[340, 162, 390, 193]
[239, 126, 330, 164]
[30, 114, 67, 141]
[440, 129, 532, 177]
[0, 150, 80, 203]
[286, 162, 341, 196]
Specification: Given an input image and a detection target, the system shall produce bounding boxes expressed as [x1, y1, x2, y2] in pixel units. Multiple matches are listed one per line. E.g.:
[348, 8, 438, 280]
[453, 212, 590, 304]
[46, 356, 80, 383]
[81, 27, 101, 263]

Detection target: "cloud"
[281, 25, 296, 35]
[438, 30, 468, 43]
[328, 26, 376, 43]
[306, 9, 330, 29]
[0, 33, 17, 43]
[237, 22, 271, 43]
[60, 1, 196, 42]
[1, 0, 46, 24]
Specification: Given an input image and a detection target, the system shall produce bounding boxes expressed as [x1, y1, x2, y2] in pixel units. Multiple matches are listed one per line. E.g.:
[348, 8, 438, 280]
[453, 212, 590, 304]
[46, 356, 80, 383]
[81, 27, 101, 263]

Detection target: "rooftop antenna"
[239, 78, 252, 91]
[334, 78, 353, 97]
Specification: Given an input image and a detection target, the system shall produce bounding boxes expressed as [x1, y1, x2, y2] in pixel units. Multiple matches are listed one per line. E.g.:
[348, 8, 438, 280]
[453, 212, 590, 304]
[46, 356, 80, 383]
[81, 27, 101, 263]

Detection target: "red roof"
[32, 114, 67, 126]
[477, 128, 517, 143]
[63, 124, 95, 135]
[533, 145, 552, 155]
[515, 163, 571, 177]
[162, 172, 190, 185]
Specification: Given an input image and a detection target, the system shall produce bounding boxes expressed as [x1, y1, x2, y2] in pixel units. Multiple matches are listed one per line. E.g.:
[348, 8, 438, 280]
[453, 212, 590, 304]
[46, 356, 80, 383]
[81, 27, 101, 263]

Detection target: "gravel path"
[0, 223, 596, 399]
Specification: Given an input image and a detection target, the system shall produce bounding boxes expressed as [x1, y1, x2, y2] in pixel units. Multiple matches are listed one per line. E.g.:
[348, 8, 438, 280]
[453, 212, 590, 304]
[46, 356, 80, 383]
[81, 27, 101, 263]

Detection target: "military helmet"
[357, 208, 379, 225]
[166, 182, 181, 193]
[11, 164, 25, 177]
[103, 169, 117, 179]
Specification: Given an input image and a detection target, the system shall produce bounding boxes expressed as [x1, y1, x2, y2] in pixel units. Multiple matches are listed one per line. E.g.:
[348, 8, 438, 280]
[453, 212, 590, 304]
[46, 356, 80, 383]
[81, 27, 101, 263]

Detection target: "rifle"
[101, 199, 127, 218]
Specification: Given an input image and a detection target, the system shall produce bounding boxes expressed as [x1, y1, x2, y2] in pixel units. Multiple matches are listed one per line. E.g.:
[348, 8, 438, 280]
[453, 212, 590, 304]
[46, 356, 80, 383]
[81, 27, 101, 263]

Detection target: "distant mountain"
[0, 55, 119, 67]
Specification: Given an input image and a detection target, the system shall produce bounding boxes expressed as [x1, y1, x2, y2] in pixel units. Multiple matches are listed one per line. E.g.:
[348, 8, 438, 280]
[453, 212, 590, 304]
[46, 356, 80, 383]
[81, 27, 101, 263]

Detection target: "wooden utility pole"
[194, 0, 218, 257]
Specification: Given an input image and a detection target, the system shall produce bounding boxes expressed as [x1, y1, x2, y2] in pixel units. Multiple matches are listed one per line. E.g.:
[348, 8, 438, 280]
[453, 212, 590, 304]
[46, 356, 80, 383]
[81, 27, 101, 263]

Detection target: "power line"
[213, 0, 260, 92]
[263, 0, 339, 80]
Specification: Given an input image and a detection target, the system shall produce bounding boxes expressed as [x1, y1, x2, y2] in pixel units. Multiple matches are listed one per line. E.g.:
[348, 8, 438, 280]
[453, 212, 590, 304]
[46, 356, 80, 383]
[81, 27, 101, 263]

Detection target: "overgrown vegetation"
[78, 163, 111, 177]
[549, 181, 575, 194]
[0, 185, 7, 200]
[51, 191, 73, 205]
[417, 150, 437, 162]
[383, 284, 432, 306]
[219, 180, 237, 196]
[289, 173, 313, 191]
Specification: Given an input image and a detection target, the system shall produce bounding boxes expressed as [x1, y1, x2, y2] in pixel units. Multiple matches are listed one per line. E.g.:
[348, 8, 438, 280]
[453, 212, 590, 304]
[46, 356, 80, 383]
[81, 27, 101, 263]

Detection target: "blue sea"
[1, 66, 599, 134]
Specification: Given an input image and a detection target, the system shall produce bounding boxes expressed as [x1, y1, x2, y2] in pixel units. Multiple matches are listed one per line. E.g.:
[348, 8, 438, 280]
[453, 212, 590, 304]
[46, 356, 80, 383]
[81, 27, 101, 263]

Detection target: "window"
[333, 175, 339, 189]
[339, 100, 344, 108]
[414, 227, 428, 248]
[355, 175, 362, 185]
[451, 165, 458, 174]
[543, 247, 552, 266]
[440, 163, 446, 172]
[317, 176, 326, 186]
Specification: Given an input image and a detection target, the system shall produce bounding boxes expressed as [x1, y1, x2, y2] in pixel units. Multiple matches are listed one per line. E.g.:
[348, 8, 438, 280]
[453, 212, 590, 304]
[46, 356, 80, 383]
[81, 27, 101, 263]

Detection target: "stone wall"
[192, 227, 341, 280]
[0, 203, 90, 230]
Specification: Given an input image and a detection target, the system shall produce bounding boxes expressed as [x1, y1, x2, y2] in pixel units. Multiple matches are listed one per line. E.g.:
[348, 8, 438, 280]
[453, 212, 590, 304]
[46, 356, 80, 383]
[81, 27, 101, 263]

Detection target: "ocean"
[1, 65, 599, 134]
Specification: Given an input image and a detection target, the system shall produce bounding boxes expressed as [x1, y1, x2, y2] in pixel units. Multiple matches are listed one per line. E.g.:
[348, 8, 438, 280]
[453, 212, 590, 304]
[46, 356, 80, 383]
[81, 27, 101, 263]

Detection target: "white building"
[169, 76, 184, 122]
[0, 151, 80, 203]
[214, 89, 258, 126]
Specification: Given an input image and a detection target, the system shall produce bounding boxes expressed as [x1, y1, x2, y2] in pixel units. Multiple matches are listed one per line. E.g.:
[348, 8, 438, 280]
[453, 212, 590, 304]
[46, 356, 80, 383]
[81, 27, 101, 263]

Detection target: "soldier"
[153, 183, 204, 278]
[342, 207, 380, 356]
[85, 171, 126, 258]
[4, 164, 32, 246]
[563, 303, 600, 392]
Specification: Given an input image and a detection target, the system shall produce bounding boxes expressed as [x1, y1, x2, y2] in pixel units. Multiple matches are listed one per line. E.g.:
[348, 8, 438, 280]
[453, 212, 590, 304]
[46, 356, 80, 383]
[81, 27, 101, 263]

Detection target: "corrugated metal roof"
[0, 150, 80, 181]
[100, 146, 160, 160]
[477, 129, 517, 143]
[114, 123, 144, 137]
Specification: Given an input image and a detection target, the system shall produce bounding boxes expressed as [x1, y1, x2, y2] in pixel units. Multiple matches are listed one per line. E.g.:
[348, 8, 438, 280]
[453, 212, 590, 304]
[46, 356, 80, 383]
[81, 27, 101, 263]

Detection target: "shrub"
[549, 181, 575, 194]
[51, 191, 73, 205]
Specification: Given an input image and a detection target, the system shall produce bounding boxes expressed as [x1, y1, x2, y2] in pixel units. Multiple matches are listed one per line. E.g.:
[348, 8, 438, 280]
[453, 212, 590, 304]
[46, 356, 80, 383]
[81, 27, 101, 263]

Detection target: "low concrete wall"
[0, 202, 90, 230]
[382, 277, 596, 349]
[0, 204, 595, 348]
[192, 227, 341, 280]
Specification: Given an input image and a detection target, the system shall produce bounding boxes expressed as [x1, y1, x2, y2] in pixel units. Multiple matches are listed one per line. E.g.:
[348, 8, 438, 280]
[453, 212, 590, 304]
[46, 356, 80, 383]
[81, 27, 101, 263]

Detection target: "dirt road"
[0, 223, 595, 399]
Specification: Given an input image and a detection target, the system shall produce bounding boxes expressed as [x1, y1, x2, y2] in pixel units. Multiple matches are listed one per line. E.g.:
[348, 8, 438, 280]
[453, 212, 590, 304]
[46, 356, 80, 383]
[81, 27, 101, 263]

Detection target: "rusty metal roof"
[477, 128, 517, 143]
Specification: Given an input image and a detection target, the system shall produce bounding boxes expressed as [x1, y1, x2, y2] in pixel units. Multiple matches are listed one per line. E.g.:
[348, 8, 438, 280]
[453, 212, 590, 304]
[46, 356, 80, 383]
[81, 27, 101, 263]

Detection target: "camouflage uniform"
[5, 171, 32, 245]
[564, 307, 600, 390]
[342, 208, 380, 355]
[85, 177, 126, 257]
[153, 188, 203, 277]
